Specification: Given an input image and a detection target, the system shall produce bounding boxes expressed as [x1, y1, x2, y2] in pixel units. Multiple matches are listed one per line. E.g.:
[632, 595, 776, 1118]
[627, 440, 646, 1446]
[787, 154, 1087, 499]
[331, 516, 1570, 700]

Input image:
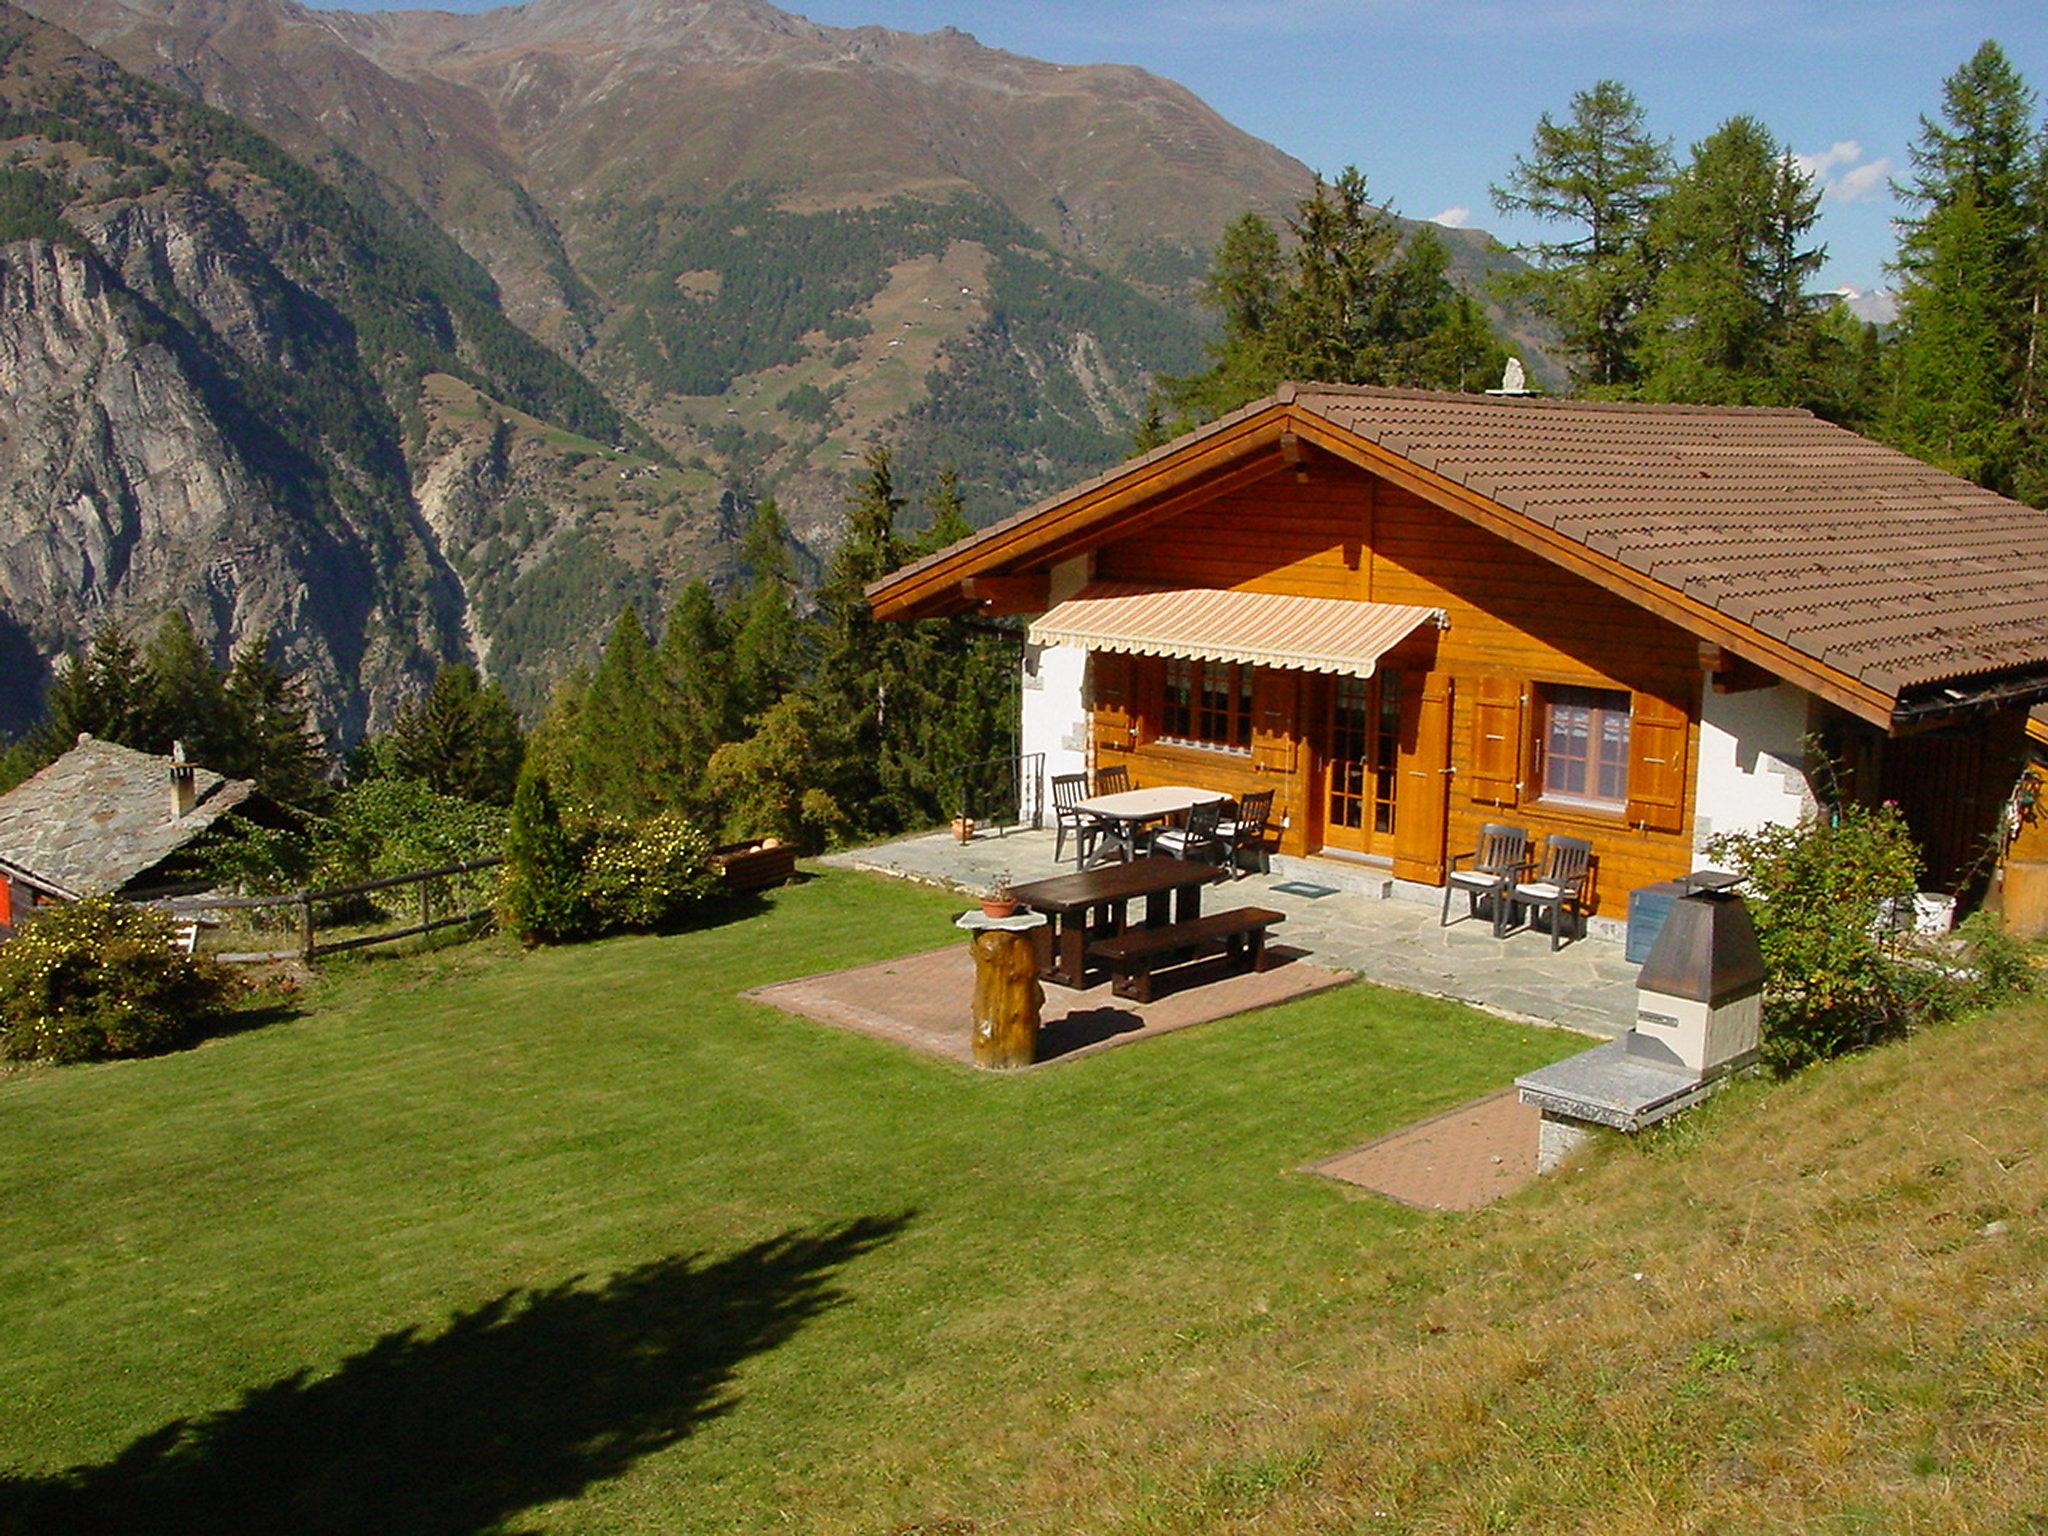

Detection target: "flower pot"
[952, 816, 975, 844]
[978, 898, 1018, 919]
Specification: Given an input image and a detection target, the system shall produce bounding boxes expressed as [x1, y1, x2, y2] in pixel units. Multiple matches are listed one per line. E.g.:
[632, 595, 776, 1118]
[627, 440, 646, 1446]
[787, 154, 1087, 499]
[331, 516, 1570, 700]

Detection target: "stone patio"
[823, 826, 1641, 1038]
[1310, 1089, 1541, 1211]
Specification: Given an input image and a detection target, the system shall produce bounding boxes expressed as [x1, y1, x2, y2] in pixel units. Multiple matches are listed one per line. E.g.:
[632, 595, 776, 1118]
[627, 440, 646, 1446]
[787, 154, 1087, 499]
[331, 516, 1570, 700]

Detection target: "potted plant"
[979, 871, 1018, 919]
[951, 814, 975, 844]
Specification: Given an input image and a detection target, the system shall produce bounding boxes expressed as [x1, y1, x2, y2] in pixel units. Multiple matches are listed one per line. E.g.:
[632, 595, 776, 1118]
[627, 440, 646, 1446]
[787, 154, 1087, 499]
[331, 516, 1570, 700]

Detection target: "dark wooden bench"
[1087, 907, 1286, 1003]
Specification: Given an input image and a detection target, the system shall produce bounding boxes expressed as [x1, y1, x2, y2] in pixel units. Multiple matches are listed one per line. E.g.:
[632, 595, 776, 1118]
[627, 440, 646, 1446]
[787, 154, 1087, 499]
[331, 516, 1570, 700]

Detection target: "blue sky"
[315, 0, 2048, 296]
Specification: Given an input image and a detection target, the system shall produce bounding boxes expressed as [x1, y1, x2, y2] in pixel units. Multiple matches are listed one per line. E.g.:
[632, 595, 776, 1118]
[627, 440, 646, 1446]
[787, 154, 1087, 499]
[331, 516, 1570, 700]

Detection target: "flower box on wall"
[708, 839, 798, 892]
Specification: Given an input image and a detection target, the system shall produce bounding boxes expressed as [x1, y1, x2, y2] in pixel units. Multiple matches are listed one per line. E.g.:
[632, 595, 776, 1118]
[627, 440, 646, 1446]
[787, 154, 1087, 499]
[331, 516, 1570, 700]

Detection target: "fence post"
[419, 880, 431, 950]
[297, 889, 313, 958]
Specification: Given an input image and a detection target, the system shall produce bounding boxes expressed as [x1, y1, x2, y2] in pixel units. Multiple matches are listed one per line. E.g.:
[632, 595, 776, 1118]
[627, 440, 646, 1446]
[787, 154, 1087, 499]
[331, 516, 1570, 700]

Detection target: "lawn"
[0, 869, 1578, 1534]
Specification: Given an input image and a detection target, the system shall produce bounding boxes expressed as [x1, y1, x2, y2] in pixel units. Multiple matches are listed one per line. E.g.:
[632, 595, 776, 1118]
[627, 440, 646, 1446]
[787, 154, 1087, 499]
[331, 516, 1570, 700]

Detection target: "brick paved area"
[747, 940, 1351, 1068]
[1311, 1089, 1540, 1210]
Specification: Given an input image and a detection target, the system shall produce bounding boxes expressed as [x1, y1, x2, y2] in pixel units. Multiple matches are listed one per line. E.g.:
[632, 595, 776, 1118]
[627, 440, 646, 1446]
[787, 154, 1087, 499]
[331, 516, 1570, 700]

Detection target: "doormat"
[1271, 880, 1342, 899]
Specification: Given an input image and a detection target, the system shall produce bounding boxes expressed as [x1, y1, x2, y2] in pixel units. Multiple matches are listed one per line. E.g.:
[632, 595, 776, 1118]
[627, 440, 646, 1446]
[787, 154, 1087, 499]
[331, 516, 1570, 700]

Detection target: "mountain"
[2, 0, 1543, 739]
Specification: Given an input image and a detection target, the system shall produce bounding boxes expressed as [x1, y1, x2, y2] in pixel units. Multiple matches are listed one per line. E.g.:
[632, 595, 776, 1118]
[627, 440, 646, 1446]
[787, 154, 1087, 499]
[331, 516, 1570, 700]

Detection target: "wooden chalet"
[867, 385, 2048, 918]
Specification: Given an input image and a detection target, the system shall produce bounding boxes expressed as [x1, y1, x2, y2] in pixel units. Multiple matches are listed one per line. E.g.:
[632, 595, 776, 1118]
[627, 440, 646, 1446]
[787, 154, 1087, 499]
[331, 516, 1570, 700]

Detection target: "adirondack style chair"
[1441, 822, 1533, 936]
[1050, 772, 1098, 867]
[1218, 788, 1276, 877]
[1510, 835, 1595, 950]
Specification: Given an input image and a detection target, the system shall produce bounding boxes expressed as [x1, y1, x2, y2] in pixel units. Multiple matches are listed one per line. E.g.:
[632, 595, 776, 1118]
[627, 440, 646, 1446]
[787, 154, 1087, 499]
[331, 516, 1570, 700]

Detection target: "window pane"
[1541, 685, 1631, 807]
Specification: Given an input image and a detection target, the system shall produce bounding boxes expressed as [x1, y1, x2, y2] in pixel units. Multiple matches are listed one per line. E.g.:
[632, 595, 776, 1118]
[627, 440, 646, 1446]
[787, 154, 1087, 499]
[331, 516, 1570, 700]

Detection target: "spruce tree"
[658, 579, 735, 802]
[573, 606, 680, 821]
[499, 765, 582, 946]
[1492, 79, 1671, 390]
[388, 663, 525, 806]
[727, 497, 803, 720]
[31, 625, 159, 759]
[221, 633, 329, 806]
[144, 612, 233, 763]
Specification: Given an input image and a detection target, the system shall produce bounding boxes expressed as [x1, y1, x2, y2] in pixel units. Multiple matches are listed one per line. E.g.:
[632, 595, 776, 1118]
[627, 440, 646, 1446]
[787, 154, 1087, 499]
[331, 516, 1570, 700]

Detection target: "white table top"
[1074, 785, 1230, 819]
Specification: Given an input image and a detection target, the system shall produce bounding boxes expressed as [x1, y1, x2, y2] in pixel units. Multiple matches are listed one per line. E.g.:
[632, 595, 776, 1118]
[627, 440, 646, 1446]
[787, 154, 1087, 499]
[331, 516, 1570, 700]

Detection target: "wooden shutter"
[1090, 652, 1135, 759]
[1467, 675, 1524, 806]
[1393, 675, 1453, 884]
[1626, 690, 1691, 834]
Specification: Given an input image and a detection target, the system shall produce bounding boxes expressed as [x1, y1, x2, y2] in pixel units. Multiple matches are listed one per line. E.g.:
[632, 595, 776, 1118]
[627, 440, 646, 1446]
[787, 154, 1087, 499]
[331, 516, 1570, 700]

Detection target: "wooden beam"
[1287, 411, 1898, 729]
[961, 574, 1050, 615]
[868, 409, 1291, 619]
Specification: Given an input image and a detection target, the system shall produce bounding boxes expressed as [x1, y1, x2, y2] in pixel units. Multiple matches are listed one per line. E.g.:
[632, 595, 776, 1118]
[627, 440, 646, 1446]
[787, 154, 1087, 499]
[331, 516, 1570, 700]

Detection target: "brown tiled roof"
[1296, 385, 2048, 698]
[872, 384, 2048, 707]
[0, 735, 257, 897]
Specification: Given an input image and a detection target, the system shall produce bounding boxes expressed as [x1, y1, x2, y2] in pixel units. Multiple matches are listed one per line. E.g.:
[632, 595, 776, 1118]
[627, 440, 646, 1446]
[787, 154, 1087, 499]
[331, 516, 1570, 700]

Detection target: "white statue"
[1500, 356, 1527, 393]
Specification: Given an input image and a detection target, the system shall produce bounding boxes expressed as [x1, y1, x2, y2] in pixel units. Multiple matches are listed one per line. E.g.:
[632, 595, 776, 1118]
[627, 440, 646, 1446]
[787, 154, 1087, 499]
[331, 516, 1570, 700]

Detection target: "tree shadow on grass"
[0, 1213, 910, 1536]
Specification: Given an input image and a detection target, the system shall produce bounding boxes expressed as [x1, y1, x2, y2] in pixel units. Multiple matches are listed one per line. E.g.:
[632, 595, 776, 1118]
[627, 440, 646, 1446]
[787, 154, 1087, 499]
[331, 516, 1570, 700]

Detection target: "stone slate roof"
[0, 735, 258, 897]
[871, 384, 2048, 706]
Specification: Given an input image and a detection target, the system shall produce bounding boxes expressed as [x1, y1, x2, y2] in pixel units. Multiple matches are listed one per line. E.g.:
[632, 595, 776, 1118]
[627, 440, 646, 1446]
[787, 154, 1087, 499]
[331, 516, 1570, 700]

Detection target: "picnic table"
[1071, 785, 1230, 868]
[1010, 854, 1226, 988]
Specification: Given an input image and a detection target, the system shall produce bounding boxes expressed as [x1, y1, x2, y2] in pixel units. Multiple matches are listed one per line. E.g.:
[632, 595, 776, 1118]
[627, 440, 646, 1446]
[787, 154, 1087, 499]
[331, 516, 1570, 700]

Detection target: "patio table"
[1070, 785, 1230, 868]
[1010, 854, 1226, 988]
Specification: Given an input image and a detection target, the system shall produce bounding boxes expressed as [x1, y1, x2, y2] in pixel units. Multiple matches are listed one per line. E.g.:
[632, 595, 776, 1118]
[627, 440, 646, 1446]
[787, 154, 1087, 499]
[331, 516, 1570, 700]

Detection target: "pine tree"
[388, 663, 525, 806]
[1636, 116, 1826, 405]
[499, 765, 582, 946]
[31, 625, 159, 759]
[1891, 42, 2046, 495]
[1492, 79, 1671, 390]
[658, 579, 735, 801]
[144, 612, 233, 764]
[572, 606, 684, 821]
[727, 497, 803, 720]
[220, 633, 329, 806]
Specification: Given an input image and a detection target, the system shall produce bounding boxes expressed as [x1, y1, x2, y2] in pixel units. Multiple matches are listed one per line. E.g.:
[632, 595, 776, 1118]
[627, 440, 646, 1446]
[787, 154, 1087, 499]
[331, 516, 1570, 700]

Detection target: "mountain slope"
[0, 6, 699, 733]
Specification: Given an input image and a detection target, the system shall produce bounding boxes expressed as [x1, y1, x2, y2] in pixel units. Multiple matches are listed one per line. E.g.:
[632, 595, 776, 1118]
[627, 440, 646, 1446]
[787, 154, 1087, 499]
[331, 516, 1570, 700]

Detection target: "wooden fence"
[162, 857, 505, 963]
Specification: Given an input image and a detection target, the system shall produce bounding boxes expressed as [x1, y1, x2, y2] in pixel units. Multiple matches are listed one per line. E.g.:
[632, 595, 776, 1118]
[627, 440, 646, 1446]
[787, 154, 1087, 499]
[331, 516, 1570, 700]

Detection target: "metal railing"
[948, 752, 1044, 835]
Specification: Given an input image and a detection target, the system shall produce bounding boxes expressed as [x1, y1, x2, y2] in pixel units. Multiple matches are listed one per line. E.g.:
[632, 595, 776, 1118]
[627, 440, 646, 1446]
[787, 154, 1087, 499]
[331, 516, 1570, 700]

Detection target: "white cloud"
[1428, 206, 1471, 228]
[1830, 157, 1894, 204]
[1793, 140, 1862, 181]
[1790, 142, 1896, 206]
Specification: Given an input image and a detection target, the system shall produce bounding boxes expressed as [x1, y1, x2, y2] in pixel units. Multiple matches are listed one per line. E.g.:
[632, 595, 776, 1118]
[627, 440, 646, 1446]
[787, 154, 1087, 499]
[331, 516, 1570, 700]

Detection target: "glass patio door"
[1320, 672, 1402, 855]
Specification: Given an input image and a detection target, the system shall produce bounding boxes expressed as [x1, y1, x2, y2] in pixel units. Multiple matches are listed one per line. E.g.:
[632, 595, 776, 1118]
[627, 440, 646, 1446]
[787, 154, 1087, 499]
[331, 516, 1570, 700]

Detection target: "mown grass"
[0, 869, 1578, 1534]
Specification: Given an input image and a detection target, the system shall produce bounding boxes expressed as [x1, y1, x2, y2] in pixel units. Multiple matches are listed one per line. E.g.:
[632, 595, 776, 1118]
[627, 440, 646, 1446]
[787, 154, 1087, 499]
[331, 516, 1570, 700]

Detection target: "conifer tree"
[727, 496, 803, 720]
[658, 579, 736, 800]
[144, 612, 233, 764]
[572, 606, 684, 821]
[220, 633, 329, 806]
[1890, 41, 2046, 496]
[499, 765, 582, 946]
[1636, 117, 1826, 405]
[388, 663, 525, 806]
[1492, 79, 1671, 390]
[31, 624, 158, 758]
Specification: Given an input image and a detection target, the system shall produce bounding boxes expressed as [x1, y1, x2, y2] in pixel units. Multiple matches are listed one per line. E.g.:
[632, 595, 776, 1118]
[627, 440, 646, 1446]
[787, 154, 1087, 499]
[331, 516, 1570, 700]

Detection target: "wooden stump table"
[955, 911, 1048, 1069]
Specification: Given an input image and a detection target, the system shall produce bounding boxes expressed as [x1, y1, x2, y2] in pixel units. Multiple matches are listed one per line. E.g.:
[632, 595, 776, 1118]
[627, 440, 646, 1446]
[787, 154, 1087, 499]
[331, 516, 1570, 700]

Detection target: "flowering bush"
[0, 898, 239, 1064]
[579, 812, 718, 932]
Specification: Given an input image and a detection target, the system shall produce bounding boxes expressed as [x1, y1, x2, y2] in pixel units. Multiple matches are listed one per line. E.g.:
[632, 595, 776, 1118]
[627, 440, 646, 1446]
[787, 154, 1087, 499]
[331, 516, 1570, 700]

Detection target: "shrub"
[500, 768, 584, 946]
[579, 812, 718, 932]
[0, 899, 238, 1064]
[1710, 800, 1923, 1072]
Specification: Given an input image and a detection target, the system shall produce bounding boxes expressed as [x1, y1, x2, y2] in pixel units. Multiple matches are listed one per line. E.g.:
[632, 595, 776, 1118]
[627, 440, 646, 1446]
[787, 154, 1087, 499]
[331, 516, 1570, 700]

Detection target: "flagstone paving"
[826, 828, 1641, 1038]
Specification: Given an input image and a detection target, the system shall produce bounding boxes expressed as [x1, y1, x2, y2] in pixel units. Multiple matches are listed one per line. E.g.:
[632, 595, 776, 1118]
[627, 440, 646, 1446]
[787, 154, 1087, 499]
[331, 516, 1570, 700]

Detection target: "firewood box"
[708, 839, 797, 893]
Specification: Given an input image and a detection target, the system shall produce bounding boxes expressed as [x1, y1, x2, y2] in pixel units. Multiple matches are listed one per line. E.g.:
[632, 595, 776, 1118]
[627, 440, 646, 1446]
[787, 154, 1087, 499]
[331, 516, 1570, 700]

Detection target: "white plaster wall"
[1692, 681, 1815, 860]
[1018, 555, 1093, 825]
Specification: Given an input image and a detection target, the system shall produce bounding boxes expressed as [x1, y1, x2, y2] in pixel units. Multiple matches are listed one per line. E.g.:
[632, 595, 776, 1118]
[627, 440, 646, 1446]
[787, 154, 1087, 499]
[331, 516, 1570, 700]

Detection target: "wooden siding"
[1089, 459, 1706, 912]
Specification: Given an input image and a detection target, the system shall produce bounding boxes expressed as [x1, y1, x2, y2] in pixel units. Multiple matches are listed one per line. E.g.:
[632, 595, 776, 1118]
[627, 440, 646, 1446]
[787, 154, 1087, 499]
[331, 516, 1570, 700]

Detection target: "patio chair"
[1441, 822, 1533, 937]
[1218, 788, 1276, 877]
[1150, 797, 1226, 863]
[1092, 763, 1131, 796]
[1050, 772, 1099, 868]
[1509, 835, 1595, 951]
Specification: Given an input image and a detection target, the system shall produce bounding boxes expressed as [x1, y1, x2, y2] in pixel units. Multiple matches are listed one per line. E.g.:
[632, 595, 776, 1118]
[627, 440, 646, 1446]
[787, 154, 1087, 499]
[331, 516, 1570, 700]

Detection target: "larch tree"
[1492, 79, 1671, 391]
[388, 662, 525, 806]
[1636, 116, 1827, 405]
[727, 496, 804, 719]
[1890, 41, 2047, 497]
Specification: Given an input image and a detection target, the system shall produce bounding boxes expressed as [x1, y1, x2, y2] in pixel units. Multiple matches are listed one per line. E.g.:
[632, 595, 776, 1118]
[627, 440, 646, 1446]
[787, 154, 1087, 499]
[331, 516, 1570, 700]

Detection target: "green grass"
[0, 870, 1576, 1534]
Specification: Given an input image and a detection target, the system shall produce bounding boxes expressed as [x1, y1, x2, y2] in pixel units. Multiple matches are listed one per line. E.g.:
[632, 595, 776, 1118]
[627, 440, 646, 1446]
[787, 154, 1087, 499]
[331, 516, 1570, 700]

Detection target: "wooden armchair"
[1441, 822, 1533, 937]
[1510, 835, 1595, 950]
[1150, 798, 1227, 863]
[1092, 764, 1130, 796]
[1219, 788, 1276, 877]
[1050, 772, 1098, 868]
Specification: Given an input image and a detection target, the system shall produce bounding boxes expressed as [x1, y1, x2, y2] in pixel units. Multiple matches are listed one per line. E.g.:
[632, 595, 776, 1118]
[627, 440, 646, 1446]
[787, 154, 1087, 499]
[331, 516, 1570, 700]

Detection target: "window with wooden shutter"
[1467, 676, 1524, 805]
[1625, 690, 1690, 833]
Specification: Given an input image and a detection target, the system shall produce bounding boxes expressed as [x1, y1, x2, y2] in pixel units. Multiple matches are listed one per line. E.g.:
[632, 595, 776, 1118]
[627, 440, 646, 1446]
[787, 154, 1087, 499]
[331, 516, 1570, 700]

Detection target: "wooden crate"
[709, 840, 797, 892]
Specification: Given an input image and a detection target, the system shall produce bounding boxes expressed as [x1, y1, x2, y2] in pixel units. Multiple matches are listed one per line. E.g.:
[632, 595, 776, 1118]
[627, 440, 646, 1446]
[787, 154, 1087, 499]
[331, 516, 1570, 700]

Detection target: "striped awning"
[1027, 583, 1445, 677]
